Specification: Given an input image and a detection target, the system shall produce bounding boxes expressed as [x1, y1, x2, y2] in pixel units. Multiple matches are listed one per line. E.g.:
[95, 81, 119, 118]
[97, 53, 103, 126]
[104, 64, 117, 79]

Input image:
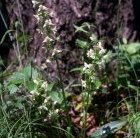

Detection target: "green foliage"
[76, 39, 90, 49]
[0, 64, 72, 137]
[116, 43, 140, 91]
[75, 22, 140, 137]
[127, 112, 140, 137]
[122, 43, 140, 55]
[1, 0, 140, 136]
[6, 65, 40, 93]
[0, 30, 13, 45]
[76, 23, 140, 95]
[0, 1, 73, 137]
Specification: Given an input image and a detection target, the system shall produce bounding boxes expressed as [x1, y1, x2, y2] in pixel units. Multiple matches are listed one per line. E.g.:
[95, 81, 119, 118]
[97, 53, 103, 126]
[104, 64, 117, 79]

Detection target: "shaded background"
[1, 0, 140, 91]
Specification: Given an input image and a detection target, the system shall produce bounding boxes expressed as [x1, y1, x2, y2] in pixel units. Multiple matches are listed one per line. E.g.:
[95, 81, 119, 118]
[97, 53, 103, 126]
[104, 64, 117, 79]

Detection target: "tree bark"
[3, 0, 140, 91]
[5, 0, 43, 65]
[44, 0, 139, 46]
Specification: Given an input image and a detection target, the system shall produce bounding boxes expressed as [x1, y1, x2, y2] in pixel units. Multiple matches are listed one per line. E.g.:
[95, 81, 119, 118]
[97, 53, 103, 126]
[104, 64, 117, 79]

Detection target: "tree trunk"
[3, 0, 140, 91]
[44, 0, 139, 46]
[4, 0, 140, 53]
[5, 0, 43, 65]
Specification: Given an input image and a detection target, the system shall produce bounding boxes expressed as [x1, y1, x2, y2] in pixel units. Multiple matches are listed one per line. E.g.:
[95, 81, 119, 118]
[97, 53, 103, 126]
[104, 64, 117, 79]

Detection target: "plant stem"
[55, 57, 73, 137]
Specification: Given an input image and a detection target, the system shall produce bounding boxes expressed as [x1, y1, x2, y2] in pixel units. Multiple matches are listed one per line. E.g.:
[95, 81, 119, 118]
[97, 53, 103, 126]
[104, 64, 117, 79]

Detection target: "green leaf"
[21, 65, 39, 80]
[0, 30, 13, 45]
[123, 43, 140, 55]
[74, 25, 88, 33]
[9, 65, 40, 86]
[0, 56, 4, 66]
[21, 65, 32, 80]
[102, 88, 107, 94]
[50, 91, 63, 104]
[15, 102, 24, 109]
[0, 83, 3, 94]
[70, 67, 83, 72]
[76, 39, 89, 49]
[26, 81, 36, 91]
[128, 84, 139, 92]
[8, 84, 18, 94]
[130, 113, 140, 134]
[10, 72, 25, 84]
[47, 83, 55, 92]
[95, 80, 101, 89]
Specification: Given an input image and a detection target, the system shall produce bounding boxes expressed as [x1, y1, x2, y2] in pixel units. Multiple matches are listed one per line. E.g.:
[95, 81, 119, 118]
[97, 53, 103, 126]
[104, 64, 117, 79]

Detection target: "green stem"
[55, 57, 73, 138]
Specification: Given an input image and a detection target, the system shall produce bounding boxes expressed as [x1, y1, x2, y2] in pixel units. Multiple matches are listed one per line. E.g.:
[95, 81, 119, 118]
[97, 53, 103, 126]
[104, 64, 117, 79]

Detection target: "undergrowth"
[0, 1, 140, 138]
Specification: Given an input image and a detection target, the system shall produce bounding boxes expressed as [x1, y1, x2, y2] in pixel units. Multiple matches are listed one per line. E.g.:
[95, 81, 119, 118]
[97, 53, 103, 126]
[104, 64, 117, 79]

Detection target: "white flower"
[44, 97, 51, 103]
[97, 62, 103, 70]
[54, 109, 59, 114]
[99, 49, 106, 55]
[38, 5, 48, 12]
[54, 101, 58, 105]
[33, 79, 39, 85]
[41, 81, 48, 89]
[30, 90, 39, 96]
[83, 62, 92, 71]
[98, 41, 102, 49]
[32, 0, 39, 7]
[44, 19, 53, 27]
[87, 49, 94, 58]
[81, 80, 86, 88]
[52, 26, 57, 34]
[52, 48, 62, 56]
[43, 37, 53, 43]
[34, 15, 40, 23]
[90, 34, 97, 41]
[41, 63, 47, 69]
[36, 29, 43, 34]
[38, 106, 48, 111]
[46, 59, 51, 63]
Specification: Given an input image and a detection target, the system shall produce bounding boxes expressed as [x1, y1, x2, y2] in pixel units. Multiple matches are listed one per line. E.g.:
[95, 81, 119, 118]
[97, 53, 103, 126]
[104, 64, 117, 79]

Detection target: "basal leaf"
[8, 84, 18, 94]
